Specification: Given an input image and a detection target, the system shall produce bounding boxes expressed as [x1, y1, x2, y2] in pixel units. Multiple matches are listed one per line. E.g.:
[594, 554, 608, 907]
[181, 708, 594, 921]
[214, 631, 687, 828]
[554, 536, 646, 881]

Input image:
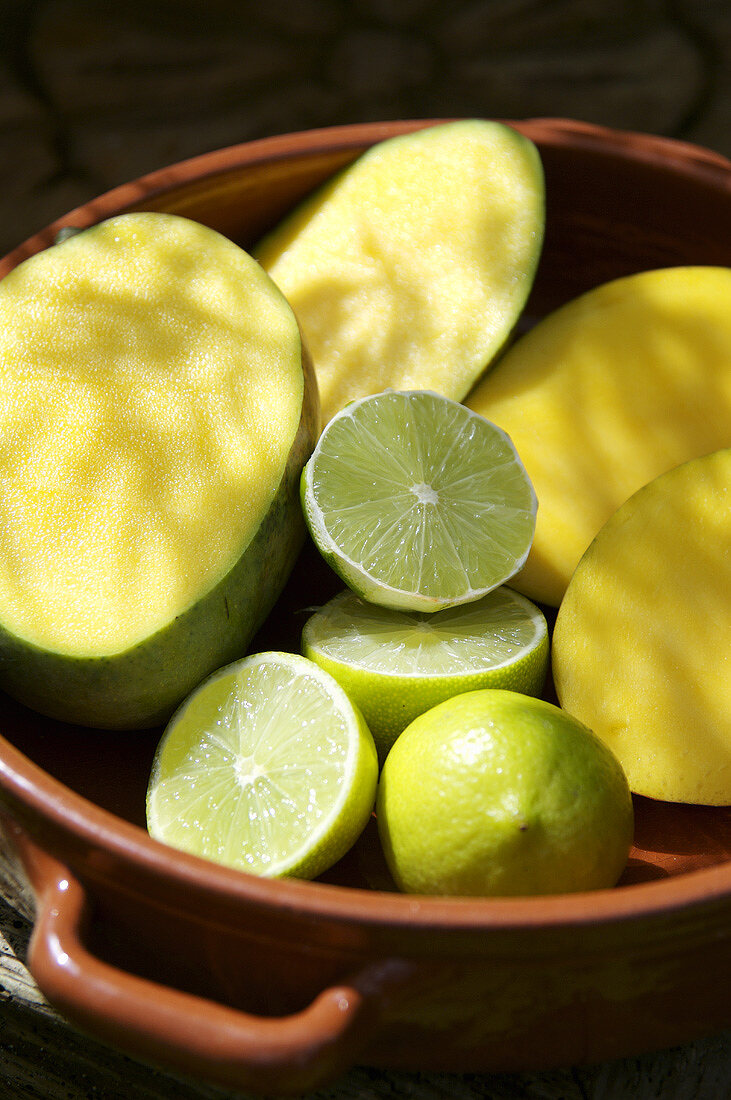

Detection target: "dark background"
[1, 0, 730, 257]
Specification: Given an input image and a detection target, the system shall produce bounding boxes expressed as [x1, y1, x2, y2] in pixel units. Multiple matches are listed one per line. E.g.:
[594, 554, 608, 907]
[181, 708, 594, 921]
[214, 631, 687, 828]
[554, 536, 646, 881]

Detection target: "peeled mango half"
[552, 448, 731, 806]
[255, 119, 545, 425]
[0, 212, 318, 729]
[467, 266, 731, 606]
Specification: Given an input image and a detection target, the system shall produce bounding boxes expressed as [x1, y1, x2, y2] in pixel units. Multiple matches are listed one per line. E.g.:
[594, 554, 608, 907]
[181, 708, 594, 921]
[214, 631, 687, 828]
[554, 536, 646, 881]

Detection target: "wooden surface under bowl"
[1, 119, 731, 1095]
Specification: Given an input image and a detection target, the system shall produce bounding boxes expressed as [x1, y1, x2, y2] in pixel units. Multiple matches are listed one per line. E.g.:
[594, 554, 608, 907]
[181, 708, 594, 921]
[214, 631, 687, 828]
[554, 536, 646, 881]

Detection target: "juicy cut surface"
[0, 213, 303, 655]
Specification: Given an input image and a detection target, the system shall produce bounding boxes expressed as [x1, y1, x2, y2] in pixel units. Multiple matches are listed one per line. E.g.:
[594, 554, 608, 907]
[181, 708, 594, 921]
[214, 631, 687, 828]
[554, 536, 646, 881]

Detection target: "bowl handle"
[16, 837, 410, 1095]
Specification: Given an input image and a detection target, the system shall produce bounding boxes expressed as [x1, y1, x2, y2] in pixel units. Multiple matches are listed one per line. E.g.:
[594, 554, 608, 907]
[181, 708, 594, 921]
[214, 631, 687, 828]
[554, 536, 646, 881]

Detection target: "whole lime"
[376, 689, 633, 897]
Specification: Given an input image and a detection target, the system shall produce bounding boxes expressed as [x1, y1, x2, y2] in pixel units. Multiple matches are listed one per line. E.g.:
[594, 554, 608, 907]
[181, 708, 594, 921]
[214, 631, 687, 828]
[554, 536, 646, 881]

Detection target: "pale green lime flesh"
[147, 651, 378, 878]
[301, 390, 537, 612]
[302, 586, 548, 756]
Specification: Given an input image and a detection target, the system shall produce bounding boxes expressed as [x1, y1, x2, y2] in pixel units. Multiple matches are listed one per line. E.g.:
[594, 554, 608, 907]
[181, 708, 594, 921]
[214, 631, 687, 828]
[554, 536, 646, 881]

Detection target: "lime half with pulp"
[146, 651, 378, 879]
[301, 390, 537, 612]
[302, 586, 548, 758]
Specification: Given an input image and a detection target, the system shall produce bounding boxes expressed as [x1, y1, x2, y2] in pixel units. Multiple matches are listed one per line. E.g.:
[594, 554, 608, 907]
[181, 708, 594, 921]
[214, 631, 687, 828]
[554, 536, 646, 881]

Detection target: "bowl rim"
[2, 115, 730, 279]
[1, 117, 730, 933]
[3, 720, 731, 932]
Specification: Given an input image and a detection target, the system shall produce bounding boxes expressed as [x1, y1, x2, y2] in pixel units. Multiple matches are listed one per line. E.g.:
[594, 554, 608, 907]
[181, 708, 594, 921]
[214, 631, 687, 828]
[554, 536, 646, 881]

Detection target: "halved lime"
[302, 586, 548, 758]
[146, 651, 378, 879]
[301, 390, 537, 612]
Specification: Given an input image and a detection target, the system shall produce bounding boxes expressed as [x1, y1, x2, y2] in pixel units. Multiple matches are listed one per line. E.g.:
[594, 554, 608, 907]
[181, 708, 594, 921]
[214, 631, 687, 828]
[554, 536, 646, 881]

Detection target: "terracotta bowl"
[1, 119, 731, 1096]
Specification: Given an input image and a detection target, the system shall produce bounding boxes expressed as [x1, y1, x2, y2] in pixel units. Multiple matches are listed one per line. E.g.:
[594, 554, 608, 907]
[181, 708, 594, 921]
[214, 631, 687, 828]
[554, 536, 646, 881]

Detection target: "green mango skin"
[0, 341, 319, 732]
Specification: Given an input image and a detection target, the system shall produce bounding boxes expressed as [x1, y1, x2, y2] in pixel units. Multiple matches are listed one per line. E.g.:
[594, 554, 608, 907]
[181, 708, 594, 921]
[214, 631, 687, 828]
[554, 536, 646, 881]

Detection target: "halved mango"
[467, 266, 731, 606]
[255, 120, 544, 425]
[0, 212, 318, 728]
[552, 449, 731, 806]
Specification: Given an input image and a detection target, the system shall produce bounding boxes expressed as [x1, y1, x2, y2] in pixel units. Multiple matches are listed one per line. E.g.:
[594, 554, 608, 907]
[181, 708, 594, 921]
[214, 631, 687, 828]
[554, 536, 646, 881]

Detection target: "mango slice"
[467, 266, 731, 606]
[552, 449, 731, 806]
[0, 212, 318, 728]
[255, 120, 544, 425]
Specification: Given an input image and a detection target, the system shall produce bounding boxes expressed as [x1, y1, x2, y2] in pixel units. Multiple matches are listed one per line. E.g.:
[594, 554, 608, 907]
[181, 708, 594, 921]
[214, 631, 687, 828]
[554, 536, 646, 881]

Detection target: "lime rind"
[301, 390, 537, 612]
[146, 651, 378, 879]
[376, 688, 634, 897]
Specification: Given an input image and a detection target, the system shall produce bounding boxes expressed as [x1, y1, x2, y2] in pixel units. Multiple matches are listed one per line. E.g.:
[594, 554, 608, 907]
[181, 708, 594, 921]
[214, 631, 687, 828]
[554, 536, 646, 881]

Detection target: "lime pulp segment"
[302, 390, 537, 612]
[146, 651, 378, 878]
[304, 587, 547, 676]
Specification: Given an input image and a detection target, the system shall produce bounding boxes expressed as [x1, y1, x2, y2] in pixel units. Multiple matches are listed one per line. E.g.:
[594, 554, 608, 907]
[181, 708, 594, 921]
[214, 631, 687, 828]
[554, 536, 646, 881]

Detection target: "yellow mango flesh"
[467, 266, 731, 606]
[0, 212, 303, 657]
[255, 119, 544, 425]
[552, 449, 731, 806]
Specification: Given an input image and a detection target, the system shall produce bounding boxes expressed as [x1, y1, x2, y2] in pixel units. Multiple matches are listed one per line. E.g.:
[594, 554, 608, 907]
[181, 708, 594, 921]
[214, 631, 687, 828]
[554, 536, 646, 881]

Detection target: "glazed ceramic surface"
[1, 119, 730, 1095]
